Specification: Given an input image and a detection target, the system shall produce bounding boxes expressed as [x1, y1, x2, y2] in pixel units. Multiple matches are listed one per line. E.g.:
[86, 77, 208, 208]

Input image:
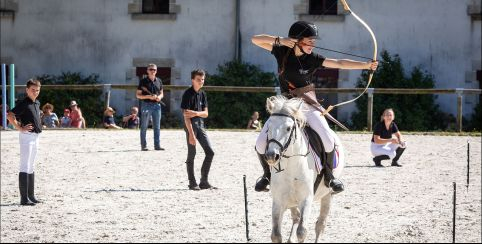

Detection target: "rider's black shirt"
[371, 122, 399, 142]
[271, 44, 326, 94]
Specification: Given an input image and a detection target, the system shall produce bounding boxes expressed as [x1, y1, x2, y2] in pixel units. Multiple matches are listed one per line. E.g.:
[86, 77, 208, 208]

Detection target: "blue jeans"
[140, 101, 161, 148]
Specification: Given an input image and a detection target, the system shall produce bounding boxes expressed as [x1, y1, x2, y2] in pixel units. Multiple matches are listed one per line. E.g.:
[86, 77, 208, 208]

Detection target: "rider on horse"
[252, 20, 378, 194]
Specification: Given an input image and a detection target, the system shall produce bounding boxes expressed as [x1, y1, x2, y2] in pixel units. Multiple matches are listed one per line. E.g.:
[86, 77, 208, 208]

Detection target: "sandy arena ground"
[0, 129, 481, 243]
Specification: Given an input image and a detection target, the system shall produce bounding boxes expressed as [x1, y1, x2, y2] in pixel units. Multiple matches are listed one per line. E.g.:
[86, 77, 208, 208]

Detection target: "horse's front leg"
[297, 196, 313, 243]
[314, 194, 332, 243]
[271, 201, 285, 243]
[288, 207, 301, 243]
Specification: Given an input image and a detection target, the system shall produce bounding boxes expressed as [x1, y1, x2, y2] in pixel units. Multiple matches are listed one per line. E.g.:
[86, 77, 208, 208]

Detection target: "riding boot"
[391, 147, 405, 167]
[27, 173, 41, 203]
[255, 152, 271, 192]
[373, 155, 390, 167]
[200, 159, 216, 189]
[19, 172, 35, 206]
[322, 150, 344, 194]
[186, 162, 200, 190]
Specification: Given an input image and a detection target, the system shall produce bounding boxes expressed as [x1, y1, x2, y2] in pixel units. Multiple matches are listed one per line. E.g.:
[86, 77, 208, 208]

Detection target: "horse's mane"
[266, 95, 306, 127]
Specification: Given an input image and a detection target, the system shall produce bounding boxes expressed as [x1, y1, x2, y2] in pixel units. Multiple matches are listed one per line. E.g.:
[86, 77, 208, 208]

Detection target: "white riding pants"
[19, 132, 39, 174]
[255, 106, 336, 154]
[370, 142, 400, 159]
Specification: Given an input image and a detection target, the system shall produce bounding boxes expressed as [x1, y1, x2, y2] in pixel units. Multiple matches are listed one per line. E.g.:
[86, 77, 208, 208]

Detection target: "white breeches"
[255, 106, 336, 154]
[19, 132, 39, 174]
[370, 142, 400, 159]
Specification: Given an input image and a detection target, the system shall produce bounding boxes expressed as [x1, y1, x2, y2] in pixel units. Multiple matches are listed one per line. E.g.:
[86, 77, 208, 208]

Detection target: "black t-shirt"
[271, 44, 326, 93]
[180, 87, 208, 119]
[137, 77, 163, 103]
[126, 117, 139, 129]
[103, 116, 115, 125]
[11, 97, 42, 133]
[371, 122, 399, 142]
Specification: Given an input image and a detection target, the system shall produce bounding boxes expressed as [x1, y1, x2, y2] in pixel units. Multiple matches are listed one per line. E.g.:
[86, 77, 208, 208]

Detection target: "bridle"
[266, 113, 309, 173]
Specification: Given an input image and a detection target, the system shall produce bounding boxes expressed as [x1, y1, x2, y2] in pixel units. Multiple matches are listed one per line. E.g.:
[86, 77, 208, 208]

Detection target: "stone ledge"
[467, 4, 481, 20]
[131, 13, 176, 20]
[0, 0, 18, 12]
[299, 14, 345, 22]
[132, 58, 175, 68]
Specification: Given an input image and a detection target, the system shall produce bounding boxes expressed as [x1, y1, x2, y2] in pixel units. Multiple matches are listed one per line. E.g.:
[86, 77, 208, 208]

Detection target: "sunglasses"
[148, 68, 157, 71]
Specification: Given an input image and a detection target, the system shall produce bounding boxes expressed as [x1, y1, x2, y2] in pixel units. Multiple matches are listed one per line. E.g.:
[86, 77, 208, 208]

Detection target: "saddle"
[303, 126, 337, 193]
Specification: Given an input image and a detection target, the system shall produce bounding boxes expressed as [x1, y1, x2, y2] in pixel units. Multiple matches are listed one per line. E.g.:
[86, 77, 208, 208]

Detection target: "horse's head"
[265, 96, 305, 166]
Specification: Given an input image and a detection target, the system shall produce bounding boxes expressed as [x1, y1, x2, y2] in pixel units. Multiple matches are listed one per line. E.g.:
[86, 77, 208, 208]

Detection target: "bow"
[321, 0, 378, 116]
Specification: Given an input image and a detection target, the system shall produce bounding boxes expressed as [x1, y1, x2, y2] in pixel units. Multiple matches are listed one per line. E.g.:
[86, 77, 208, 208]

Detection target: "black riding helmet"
[288, 21, 319, 40]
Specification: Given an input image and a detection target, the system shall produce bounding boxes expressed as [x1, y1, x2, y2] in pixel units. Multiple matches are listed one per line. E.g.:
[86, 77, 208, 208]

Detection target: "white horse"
[264, 95, 345, 243]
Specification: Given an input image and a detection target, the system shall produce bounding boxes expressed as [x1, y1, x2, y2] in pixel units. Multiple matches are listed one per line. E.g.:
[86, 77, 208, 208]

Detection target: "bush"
[350, 50, 449, 131]
[206, 61, 277, 128]
[466, 102, 482, 131]
[36, 72, 104, 128]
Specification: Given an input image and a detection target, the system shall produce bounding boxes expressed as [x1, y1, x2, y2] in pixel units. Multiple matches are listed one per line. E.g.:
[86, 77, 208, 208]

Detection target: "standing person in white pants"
[7, 79, 43, 206]
[251, 21, 378, 193]
[371, 108, 406, 167]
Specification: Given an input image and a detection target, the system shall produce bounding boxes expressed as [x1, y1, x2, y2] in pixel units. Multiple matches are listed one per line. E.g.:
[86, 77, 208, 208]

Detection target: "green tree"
[36, 72, 104, 128]
[466, 102, 481, 131]
[351, 50, 451, 131]
[206, 61, 276, 128]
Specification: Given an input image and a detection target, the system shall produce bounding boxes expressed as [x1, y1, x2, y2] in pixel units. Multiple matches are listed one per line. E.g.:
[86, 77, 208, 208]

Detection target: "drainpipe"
[235, 0, 241, 61]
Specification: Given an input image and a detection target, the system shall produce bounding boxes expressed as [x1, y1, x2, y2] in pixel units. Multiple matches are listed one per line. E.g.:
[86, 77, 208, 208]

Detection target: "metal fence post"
[9, 64, 15, 109]
[456, 88, 463, 132]
[103, 84, 111, 109]
[367, 88, 374, 131]
[1, 64, 7, 129]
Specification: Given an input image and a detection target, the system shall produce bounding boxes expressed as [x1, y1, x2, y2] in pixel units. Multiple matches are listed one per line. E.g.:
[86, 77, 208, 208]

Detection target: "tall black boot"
[391, 147, 406, 167]
[255, 152, 271, 192]
[19, 173, 35, 206]
[27, 173, 41, 203]
[200, 159, 216, 189]
[186, 162, 200, 190]
[322, 150, 344, 194]
[373, 155, 390, 167]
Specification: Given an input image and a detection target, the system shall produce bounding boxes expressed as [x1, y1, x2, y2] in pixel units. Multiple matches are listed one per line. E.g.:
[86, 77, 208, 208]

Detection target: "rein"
[267, 113, 309, 173]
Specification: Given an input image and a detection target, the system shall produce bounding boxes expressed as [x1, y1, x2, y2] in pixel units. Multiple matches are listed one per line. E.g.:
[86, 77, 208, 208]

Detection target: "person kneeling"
[370, 108, 406, 167]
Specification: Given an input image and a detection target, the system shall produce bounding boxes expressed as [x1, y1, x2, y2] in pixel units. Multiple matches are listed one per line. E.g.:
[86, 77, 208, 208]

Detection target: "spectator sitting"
[41, 103, 59, 128]
[60, 108, 72, 128]
[103, 107, 122, 129]
[247, 111, 262, 131]
[122, 106, 140, 129]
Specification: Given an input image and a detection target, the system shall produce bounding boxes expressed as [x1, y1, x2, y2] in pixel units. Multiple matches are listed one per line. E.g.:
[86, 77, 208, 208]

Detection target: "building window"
[312, 68, 339, 118]
[136, 66, 171, 112]
[309, 0, 338, 15]
[142, 0, 169, 14]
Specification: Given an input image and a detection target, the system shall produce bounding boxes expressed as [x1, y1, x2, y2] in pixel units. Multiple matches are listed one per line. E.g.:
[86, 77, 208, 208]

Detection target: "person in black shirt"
[180, 69, 215, 190]
[136, 63, 164, 151]
[7, 79, 43, 206]
[371, 108, 406, 167]
[122, 106, 140, 129]
[251, 21, 379, 193]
